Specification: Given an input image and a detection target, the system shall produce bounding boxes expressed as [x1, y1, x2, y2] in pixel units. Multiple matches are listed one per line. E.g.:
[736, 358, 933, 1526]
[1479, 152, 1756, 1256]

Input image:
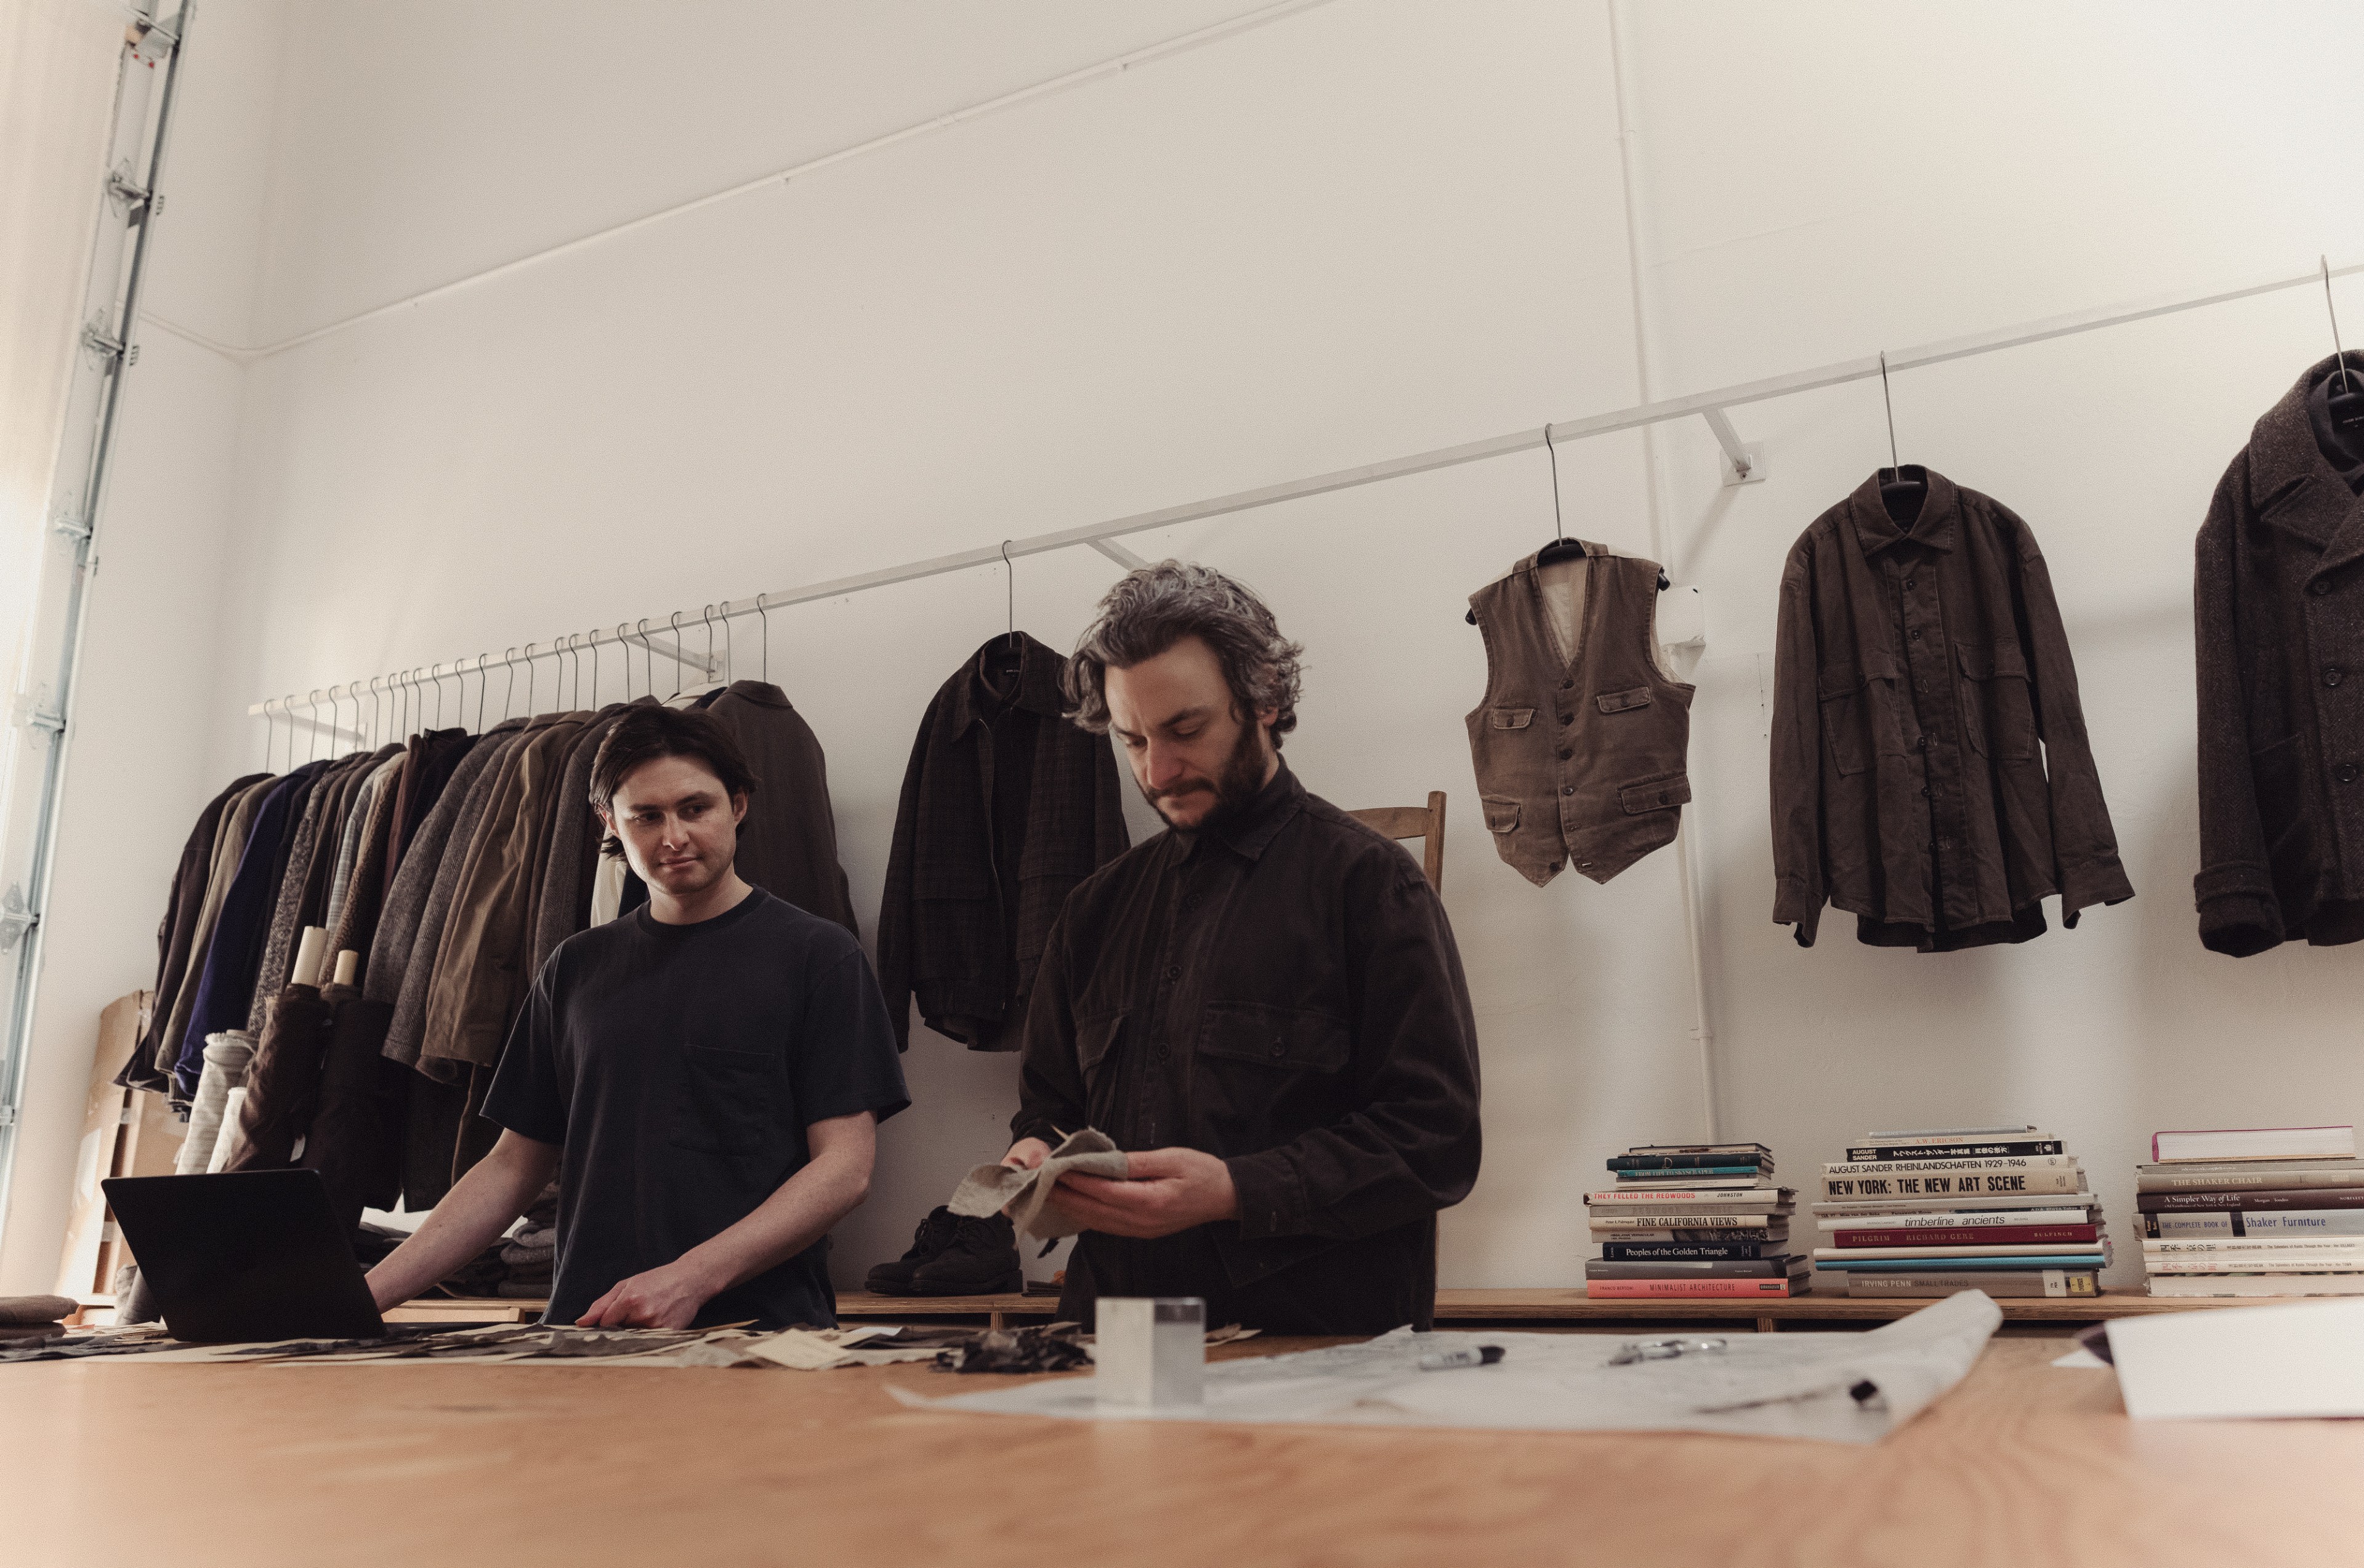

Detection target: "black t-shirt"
[482, 887, 909, 1327]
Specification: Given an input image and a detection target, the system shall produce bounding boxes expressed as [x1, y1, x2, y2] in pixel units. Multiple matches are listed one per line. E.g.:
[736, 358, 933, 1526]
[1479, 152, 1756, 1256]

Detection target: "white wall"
[10, 0, 2364, 1292]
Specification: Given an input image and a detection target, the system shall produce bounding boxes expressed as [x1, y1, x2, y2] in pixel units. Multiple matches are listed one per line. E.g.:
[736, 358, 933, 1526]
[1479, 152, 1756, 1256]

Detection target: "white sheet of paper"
[2107, 1299, 2364, 1419]
[2049, 1346, 2109, 1370]
[890, 1290, 2001, 1444]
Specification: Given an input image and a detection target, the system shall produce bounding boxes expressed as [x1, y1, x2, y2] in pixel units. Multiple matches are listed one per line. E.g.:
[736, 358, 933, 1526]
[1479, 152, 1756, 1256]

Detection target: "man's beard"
[1144, 715, 1271, 834]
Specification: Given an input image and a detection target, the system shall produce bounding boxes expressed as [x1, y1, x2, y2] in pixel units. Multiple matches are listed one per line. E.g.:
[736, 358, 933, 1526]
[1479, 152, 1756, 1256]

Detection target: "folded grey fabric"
[948, 1127, 1129, 1240]
[0, 1295, 75, 1327]
[499, 1235, 555, 1265]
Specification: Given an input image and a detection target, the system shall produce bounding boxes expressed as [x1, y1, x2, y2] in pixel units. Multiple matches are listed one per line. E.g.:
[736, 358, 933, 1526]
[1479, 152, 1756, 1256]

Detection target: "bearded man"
[1001, 562, 1481, 1332]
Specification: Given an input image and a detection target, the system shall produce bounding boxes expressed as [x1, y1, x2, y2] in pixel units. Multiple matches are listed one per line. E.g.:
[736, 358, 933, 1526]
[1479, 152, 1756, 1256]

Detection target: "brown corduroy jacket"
[2195, 352, 2364, 955]
[1771, 470, 2132, 949]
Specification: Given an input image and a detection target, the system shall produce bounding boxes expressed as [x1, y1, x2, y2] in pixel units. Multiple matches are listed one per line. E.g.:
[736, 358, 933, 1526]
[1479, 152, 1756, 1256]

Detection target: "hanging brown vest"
[1464, 547, 1693, 886]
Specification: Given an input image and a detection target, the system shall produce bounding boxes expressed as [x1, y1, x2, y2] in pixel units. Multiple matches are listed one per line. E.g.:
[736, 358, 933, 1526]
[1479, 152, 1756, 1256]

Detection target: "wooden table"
[5, 1326, 2357, 1567]
[833, 1286, 2267, 1332]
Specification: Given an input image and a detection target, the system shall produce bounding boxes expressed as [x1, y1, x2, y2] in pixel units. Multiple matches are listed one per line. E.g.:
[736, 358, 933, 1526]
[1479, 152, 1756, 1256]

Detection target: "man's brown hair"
[588, 706, 759, 859]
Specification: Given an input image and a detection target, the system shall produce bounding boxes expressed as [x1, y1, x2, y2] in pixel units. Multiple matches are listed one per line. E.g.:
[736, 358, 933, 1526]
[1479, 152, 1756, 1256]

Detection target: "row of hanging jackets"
[126, 680, 859, 1228]
[1466, 355, 2364, 959]
[131, 640, 1133, 1241]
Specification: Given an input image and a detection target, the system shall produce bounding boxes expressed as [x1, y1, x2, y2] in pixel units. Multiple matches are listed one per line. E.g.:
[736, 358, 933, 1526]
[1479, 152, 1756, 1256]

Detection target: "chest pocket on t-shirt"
[670, 1044, 780, 1157]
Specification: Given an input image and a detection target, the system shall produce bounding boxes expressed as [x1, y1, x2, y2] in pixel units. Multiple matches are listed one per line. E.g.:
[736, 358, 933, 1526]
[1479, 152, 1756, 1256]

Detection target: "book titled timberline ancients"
[1815, 1205, 2093, 1231]
[1825, 1226, 2102, 1249]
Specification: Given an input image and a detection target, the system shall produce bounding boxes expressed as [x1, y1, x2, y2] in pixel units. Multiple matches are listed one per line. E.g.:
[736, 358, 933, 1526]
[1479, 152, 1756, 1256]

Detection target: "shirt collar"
[1179, 756, 1303, 863]
[2249, 352, 2364, 550]
[1846, 467, 1961, 556]
[946, 633, 1068, 732]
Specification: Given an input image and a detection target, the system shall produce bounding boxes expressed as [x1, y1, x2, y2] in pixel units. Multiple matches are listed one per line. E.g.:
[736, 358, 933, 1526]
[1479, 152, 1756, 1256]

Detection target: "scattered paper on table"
[889, 1290, 2001, 1444]
[2049, 1346, 2110, 1370]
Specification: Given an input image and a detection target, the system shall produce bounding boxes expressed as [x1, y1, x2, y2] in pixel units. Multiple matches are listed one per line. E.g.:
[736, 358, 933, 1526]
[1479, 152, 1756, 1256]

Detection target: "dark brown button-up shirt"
[2195, 352, 2364, 955]
[1013, 762, 1481, 1333]
[1772, 470, 2133, 949]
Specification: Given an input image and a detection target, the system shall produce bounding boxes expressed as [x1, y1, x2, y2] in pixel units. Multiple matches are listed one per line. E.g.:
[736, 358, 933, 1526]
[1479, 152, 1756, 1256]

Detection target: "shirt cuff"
[1773, 876, 1822, 948]
[2194, 861, 2283, 957]
[2059, 855, 2135, 915]
[1225, 1151, 1307, 1241]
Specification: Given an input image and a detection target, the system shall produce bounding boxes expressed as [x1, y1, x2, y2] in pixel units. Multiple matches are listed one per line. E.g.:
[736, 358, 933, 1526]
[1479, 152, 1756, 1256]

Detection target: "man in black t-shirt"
[366, 707, 908, 1329]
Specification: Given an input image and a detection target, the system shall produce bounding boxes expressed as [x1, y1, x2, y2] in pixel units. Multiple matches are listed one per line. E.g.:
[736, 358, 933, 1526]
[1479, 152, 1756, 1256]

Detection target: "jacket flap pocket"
[1480, 795, 1520, 834]
[1954, 640, 2028, 680]
[1618, 771, 1692, 814]
[1488, 707, 1536, 730]
[1597, 686, 1653, 714]
[1075, 1010, 1126, 1080]
[1198, 1002, 1350, 1072]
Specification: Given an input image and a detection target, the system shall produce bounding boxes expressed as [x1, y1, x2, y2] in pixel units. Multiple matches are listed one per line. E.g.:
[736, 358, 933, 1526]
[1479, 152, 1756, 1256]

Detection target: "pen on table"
[1417, 1345, 1504, 1371]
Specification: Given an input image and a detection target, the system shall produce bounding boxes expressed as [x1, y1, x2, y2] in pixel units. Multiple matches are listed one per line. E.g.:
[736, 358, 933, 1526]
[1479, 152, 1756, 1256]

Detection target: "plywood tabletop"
[3, 1330, 2358, 1567]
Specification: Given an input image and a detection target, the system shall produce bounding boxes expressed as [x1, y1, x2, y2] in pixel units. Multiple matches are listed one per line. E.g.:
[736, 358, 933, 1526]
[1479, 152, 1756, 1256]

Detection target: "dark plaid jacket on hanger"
[2195, 352, 2364, 955]
[877, 633, 1129, 1050]
[1770, 469, 2133, 950]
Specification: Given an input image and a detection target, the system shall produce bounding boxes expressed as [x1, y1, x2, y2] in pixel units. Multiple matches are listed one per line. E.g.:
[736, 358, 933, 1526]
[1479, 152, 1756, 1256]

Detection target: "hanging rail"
[251, 251, 2363, 722]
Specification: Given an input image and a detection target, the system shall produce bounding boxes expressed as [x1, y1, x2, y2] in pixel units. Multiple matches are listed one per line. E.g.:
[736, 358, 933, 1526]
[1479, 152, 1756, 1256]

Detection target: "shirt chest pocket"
[1196, 1002, 1351, 1075]
[670, 1044, 780, 1157]
[1956, 641, 2036, 762]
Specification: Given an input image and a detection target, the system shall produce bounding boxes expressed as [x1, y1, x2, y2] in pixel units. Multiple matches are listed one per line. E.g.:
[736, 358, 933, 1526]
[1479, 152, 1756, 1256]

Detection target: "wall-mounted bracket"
[0, 886, 36, 957]
[1088, 538, 1148, 570]
[81, 320, 129, 373]
[621, 630, 721, 676]
[105, 164, 154, 224]
[1699, 407, 1765, 488]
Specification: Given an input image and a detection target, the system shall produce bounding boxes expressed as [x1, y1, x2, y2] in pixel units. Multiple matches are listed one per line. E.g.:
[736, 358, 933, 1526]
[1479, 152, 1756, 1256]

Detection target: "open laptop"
[103, 1169, 389, 1343]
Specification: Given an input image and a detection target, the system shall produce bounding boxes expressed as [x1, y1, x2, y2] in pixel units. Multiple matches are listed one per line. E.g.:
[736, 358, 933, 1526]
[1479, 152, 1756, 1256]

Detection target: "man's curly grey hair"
[1064, 561, 1304, 746]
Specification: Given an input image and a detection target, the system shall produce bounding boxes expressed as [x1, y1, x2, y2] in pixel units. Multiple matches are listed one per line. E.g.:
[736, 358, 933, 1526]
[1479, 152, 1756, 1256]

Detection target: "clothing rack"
[249, 251, 2363, 735]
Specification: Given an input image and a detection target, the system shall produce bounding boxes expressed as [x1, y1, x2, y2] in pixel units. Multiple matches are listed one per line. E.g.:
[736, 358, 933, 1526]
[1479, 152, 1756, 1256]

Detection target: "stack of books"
[1807, 1125, 2106, 1298]
[2138, 1124, 2364, 1297]
[1583, 1142, 1804, 1299]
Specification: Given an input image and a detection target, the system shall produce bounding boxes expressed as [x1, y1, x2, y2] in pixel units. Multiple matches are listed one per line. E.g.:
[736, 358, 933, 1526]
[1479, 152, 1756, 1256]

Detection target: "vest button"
[2340, 763, 2362, 784]
[1561, 785, 1575, 795]
[2313, 578, 2334, 596]
[2327, 665, 2346, 688]
[1557, 749, 1571, 760]
[1560, 679, 1575, 690]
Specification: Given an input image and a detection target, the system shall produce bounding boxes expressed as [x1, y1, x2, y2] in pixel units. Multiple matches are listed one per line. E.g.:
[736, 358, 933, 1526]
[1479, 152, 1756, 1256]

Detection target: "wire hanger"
[1468, 422, 1663, 626]
[666, 612, 688, 701]
[1876, 350, 1929, 525]
[701, 605, 718, 691]
[755, 593, 770, 685]
[474, 654, 489, 733]
[2323, 255, 2364, 432]
[1535, 423, 1585, 568]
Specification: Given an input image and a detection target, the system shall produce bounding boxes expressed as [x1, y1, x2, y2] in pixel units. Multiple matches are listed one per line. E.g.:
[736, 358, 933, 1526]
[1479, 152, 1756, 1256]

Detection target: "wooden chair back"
[1347, 791, 1447, 893]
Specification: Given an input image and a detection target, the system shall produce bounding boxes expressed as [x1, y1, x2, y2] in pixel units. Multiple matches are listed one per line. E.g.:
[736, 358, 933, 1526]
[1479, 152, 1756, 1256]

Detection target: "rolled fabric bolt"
[291, 926, 329, 987]
[331, 949, 359, 986]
